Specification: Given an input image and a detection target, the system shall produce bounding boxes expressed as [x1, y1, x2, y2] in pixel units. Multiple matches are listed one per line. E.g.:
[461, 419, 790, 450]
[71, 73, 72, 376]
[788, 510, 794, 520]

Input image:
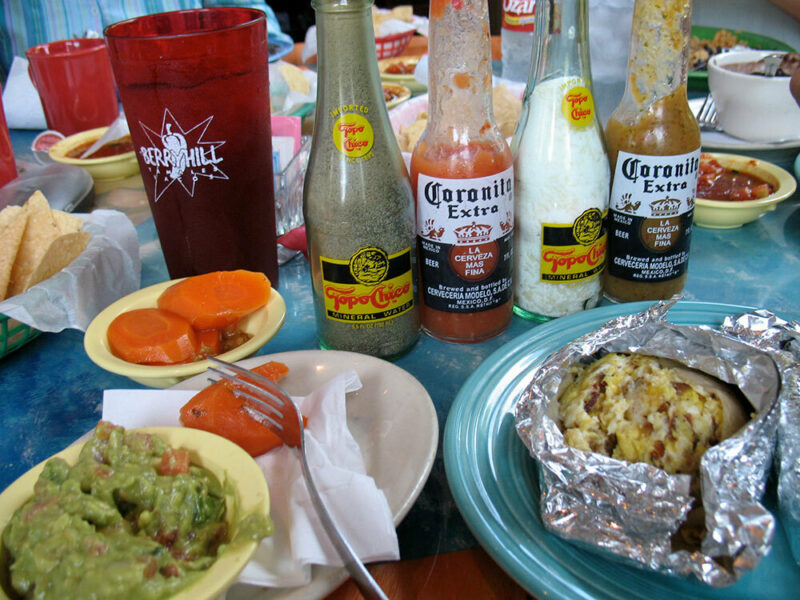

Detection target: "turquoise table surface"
[1, 128, 799, 569]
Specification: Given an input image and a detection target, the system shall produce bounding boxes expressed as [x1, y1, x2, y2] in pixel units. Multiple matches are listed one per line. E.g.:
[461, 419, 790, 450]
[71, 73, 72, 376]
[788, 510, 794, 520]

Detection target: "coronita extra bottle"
[303, 0, 420, 358]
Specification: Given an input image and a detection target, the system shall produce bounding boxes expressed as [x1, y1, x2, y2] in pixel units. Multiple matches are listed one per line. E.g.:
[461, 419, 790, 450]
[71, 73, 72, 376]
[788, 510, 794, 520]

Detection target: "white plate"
[173, 350, 439, 600]
[690, 97, 800, 151]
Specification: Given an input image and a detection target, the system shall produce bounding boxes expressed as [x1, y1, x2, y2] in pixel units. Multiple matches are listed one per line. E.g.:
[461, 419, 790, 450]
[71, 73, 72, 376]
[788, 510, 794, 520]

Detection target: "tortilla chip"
[0, 207, 28, 300]
[493, 84, 522, 136]
[52, 210, 83, 234]
[277, 63, 310, 96]
[390, 6, 414, 22]
[8, 192, 62, 297]
[398, 113, 428, 153]
[24, 232, 90, 292]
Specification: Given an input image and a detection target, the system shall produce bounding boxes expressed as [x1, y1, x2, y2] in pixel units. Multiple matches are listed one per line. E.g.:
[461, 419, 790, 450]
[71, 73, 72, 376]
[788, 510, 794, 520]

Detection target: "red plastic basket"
[375, 30, 415, 60]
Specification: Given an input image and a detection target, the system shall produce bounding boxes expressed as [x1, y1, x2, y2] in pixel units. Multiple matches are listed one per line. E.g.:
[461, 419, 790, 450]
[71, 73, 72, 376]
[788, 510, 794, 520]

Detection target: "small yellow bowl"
[379, 55, 427, 95]
[383, 82, 412, 109]
[694, 152, 797, 229]
[84, 278, 286, 388]
[0, 426, 269, 600]
[49, 126, 140, 182]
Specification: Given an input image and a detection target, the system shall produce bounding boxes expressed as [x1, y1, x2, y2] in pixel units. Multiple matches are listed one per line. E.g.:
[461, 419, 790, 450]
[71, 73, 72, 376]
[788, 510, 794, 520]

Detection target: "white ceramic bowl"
[694, 152, 797, 229]
[84, 278, 286, 388]
[0, 426, 269, 600]
[708, 50, 800, 143]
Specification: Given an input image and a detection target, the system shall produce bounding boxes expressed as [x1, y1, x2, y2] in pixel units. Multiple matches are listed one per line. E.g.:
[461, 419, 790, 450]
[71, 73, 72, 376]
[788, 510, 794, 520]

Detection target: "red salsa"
[66, 134, 134, 159]
[384, 60, 417, 74]
[697, 155, 774, 201]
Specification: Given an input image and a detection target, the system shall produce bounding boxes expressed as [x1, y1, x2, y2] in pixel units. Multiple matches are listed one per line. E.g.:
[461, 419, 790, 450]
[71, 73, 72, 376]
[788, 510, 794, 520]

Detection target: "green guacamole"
[2, 422, 272, 600]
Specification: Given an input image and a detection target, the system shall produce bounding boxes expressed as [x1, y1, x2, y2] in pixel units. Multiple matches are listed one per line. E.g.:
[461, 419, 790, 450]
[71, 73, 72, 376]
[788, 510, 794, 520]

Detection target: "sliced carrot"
[179, 361, 295, 456]
[197, 329, 222, 357]
[158, 270, 271, 331]
[252, 361, 289, 381]
[107, 308, 199, 365]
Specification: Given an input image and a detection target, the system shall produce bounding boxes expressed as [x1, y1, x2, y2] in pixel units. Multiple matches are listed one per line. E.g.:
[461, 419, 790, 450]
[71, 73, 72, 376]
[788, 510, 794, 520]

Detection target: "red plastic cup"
[105, 8, 278, 285]
[25, 38, 119, 136]
[0, 92, 18, 188]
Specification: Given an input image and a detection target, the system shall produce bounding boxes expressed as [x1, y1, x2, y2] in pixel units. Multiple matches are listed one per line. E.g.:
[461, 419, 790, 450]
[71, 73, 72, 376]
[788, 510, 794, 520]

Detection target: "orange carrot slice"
[107, 308, 199, 364]
[179, 361, 295, 456]
[197, 329, 222, 357]
[158, 270, 271, 331]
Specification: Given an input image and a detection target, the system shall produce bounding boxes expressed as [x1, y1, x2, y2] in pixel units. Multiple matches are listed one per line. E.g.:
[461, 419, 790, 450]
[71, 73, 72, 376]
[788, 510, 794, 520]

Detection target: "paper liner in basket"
[514, 298, 780, 586]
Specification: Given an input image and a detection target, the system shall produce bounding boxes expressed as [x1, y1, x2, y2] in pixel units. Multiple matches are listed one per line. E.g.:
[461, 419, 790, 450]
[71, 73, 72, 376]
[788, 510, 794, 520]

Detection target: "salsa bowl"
[383, 82, 412, 109]
[84, 278, 286, 388]
[0, 426, 270, 600]
[379, 55, 426, 95]
[48, 126, 140, 182]
[694, 152, 796, 229]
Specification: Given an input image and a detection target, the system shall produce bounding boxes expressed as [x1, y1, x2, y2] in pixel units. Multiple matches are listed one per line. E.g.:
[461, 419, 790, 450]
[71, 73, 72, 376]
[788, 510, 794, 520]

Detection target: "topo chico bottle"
[303, 0, 420, 358]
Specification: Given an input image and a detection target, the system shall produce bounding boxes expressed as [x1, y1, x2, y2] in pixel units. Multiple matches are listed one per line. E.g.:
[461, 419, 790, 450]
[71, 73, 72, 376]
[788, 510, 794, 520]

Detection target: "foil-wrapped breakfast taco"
[514, 299, 782, 586]
[719, 310, 800, 567]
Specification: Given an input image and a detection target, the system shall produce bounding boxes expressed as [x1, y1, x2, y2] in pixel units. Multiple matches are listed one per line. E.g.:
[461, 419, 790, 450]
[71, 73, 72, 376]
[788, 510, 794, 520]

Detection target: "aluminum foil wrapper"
[720, 310, 800, 566]
[515, 299, 781, 586]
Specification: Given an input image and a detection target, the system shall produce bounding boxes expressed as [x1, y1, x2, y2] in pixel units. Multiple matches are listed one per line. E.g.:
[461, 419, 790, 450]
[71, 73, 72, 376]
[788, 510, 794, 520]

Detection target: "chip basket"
[375, 30, 415, 60]
[0, 314, 41, 359]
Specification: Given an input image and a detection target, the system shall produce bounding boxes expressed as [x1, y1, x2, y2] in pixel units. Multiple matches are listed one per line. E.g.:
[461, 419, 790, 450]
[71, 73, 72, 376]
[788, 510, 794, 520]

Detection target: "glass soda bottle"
[511, 0, 610, 321]
[501, 0, 536, 83]
[603, 0, 701, 303]
[303, 0, 420, 359]
[411, 0, 514, 343]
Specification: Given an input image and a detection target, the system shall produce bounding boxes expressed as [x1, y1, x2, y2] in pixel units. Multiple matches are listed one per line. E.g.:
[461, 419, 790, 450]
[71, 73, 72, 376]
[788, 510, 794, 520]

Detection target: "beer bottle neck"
[528, 0, 593, 86]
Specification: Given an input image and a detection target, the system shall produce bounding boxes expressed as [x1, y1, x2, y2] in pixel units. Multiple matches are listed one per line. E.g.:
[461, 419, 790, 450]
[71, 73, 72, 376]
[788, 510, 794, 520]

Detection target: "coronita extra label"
[416, 167, 514, 313]
[607, 149, 700, 283]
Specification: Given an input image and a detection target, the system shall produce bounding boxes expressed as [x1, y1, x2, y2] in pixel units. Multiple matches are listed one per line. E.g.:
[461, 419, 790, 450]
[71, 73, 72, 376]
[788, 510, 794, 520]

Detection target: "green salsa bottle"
[304, 0, 420, 358]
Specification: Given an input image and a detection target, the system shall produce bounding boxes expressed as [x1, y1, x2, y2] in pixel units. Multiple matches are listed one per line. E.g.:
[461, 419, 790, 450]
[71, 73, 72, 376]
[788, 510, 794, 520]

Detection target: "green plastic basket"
[0, 314, 41, 358]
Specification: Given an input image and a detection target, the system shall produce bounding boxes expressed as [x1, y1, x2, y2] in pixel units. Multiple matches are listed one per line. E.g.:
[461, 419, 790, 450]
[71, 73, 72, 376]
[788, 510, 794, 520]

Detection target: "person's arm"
[768, 0, 800, 21]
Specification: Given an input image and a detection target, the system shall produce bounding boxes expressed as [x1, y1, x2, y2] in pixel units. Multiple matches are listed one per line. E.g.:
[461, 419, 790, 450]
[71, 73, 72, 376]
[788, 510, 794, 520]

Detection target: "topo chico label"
[320, 246, 415, 323]
[540, 208, 607, 282]
[561, 84, 595, 129]
[416, 167, 514, 313]
[607, 149, 701, 283]
[330, 104, 374, 162]
[503, 0, 536, 32]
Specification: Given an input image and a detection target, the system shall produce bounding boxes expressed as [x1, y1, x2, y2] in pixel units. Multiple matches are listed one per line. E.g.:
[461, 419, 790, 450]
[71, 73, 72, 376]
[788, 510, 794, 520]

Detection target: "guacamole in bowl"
[0, 423, 271, 600]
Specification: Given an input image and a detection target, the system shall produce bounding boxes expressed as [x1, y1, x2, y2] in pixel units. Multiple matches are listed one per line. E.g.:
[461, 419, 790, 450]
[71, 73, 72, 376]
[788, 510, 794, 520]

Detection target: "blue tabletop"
[1, 128, 799, 564]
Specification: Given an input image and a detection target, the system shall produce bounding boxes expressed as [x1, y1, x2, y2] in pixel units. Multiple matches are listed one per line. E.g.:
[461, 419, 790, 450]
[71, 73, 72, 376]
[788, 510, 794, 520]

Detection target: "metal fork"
[696, 95, 722, 132]
[207, 357, 390, 600]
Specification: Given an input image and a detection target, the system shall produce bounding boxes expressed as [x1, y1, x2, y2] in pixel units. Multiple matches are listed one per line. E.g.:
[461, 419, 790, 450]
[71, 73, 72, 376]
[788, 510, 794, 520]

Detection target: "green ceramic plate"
[444, 300, 800, 600]
[689, 26, 796, 91]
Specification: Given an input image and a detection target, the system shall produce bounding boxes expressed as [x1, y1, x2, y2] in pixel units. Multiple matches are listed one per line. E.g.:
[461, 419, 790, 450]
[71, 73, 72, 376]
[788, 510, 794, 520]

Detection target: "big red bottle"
[411, 0, 514, 343]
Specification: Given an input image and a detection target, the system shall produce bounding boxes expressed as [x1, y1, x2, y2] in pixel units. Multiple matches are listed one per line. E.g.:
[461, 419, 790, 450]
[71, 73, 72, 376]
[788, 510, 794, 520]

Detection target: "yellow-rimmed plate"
[49, 127, 140, 182]
[0, 426, 269, 600]
[84, 279, 286, 388]
[379, 55, 426, 95]
[694, 152, 797, 229]
[383, 82, 412, 109]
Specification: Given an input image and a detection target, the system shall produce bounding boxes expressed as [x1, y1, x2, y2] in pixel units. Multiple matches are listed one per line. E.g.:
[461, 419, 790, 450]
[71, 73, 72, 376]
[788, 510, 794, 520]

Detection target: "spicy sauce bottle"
[303, 0, 420, 358]
[603, 0, 701, 303]
[411, 0, 514, 343]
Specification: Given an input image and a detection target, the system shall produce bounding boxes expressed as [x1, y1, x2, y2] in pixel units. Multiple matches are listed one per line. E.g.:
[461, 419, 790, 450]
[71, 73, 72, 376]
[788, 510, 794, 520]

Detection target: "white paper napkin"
[101, 370, 399, 589]
[0, 209, 141, 331]
[2, 56, 47, 130]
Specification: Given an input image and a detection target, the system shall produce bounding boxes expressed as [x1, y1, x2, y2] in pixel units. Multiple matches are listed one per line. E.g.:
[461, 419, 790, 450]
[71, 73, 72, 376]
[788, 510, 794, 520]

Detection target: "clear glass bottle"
[511, 0, 610, 321]
[410, 0, 514, 343]
[304, 0, 420, 358]
[603, 0, 701, 303]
